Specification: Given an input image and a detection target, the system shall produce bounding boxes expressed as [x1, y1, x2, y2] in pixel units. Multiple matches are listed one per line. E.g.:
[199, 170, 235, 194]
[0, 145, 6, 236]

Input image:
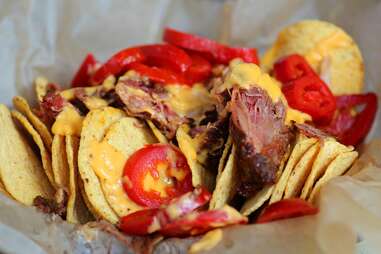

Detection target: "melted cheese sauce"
[51, 105, 84, 136]
[90, 140, 141, 216]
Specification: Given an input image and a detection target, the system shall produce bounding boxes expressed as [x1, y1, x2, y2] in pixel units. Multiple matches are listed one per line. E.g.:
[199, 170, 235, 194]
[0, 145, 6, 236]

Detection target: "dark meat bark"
[115, 79, 188, 139]
[295, 123, 331, 139]
[33, 188, 68, 218]
[230, 87, 294, 197]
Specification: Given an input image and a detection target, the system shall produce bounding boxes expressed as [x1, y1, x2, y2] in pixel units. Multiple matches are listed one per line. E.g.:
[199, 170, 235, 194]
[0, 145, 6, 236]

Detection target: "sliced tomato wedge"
[119, 187, 210, 235]
[123, 144, 193, 208]
[256, 198, 318, 224]
[160, 205, 248, 237]
[71, 53, 98, 87]
[128, 63, 186, 85]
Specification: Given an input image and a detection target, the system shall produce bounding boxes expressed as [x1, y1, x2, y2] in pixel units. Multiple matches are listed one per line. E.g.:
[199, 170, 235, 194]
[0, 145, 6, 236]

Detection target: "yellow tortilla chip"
[240, 185, 274, 216]
[209, 145, 237, 210]
[0, 105, 54, 205]
[147, 120, 168, 144]
[300, 138, 353, 199]
[0, 178, 10, 197]
[284, 143, 320, 198]
[270, 135, 318, 203]
[35, 76, 49, 102]
[11, 110, 56, 187]
[308, 151, 358, 203]
[66, 135, 93, 224]
[13, 96, 53, 152]
[96, 117, 155, 217]
[78, 107, 125, 224]
[217, 135, 233, 176]
[176, 124, 215, 191]
[262, 20, 364, 95]
[52, 135, 69, 188]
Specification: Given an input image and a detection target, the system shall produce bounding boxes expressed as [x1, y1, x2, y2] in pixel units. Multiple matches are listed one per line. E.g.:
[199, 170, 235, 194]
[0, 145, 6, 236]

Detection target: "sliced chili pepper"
[71, 53, 98, 87]
[185, 52, 212, 84]
[163, 28, 259, 65]
[256, 198, 318, 224]
[322, 93, 378, 146]
[119, 188, 210, 235]
[273, 54, 314, 83]
[91, 47, 145, 85]
[122, 144, 193, 208]
[128, 63, 186, 85]
[282, 75, 336, 124]
[140, 44, 192, 73]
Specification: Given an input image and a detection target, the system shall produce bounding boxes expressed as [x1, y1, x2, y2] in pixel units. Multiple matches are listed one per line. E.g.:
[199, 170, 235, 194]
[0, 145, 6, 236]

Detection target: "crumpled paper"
[0, 0, 380, 253]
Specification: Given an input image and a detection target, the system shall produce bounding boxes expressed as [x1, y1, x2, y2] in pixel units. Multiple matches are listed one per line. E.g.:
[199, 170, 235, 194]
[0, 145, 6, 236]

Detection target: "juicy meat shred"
[295, 123, 331, 139]
[115, 79, 188, 139]
[33, 189, 68, 218]
[36, 91, 66, 125]
[230, 87, 294, 197]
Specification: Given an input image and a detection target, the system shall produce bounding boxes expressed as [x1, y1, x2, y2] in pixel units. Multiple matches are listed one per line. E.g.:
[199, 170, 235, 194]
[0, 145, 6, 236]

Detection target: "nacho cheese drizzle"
[52, 105, 84, 136]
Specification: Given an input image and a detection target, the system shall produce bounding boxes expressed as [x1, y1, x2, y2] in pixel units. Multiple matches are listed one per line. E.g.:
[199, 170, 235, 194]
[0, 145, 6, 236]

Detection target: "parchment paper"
[0, 0, 380, 253]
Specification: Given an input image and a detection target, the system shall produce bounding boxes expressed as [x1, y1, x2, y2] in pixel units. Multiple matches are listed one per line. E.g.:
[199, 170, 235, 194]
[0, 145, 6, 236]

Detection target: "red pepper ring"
[71, 53, 98, 87]
[256, 198, 318, 224]
[282, 74, 336, 124]
[128, 63, 187, 85]
[273, 54, 315, 83]
[185, 52, 212, 84]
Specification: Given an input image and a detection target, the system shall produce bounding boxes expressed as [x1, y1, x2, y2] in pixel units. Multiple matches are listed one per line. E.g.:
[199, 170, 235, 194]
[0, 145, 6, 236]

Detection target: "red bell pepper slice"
[140, 44, 192, 73]
[282, 75, 336, 124]
[185, 52, 212, 84]
[322, 93, 378, 146]
[91, 47, 145, 85]
[163, 28, 259, 65]
[123, 144, 193, 208]
[273, 54, 315, 83]
[128, 63, 187, 85]
[119, 187, 211, 235]
[71, 53, 98, 87]
[257, 198, 318, 224]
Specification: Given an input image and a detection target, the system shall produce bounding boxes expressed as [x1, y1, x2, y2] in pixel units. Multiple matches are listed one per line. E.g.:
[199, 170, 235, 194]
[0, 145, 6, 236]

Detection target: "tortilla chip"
[300, 138, 353, 199]
[11, 110, 56, 187]
[52, 135, 69, 188]
[216, 135, 233, 177]
[0, 105, 54, 205]
[66, 135, 93, 224]
[261, 20, 364, 95]
[209, 145, 237, 210]
[270, 135, 318, 203]
[284, 143, 320, 198]
[308, 151, 358, 203]
[147, 120, 168, 144]
[100, 117, 156, 217]
[13, 96, 53, 152]
[78, 107, 125, 224]
[176, 124, 215, 191]
[346, 139, 381, 176]
[35, 76, 49, 102]
[240, 185, 274, 216]
[0, 178, 10, 197]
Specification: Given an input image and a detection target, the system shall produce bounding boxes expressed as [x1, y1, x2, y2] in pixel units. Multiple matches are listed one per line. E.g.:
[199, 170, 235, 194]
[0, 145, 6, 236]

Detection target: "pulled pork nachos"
[0, 20, 377, 241]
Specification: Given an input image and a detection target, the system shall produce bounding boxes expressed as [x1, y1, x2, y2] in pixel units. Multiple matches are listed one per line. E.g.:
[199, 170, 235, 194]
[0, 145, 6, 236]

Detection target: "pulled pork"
[230, 87, 294, 197]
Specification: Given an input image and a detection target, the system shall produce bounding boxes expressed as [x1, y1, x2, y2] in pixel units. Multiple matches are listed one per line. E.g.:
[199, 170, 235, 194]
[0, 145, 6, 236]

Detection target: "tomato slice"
[119, 187, 210, 235]
[71, 53, 98, 87]
[123, 144, 193, 208]
[256, 198, 318, 224]
[128, 63, 186, 85]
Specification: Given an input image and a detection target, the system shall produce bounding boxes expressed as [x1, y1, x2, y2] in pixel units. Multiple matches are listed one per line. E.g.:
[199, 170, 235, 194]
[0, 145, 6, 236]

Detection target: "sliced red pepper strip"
[119, 188, 210, 236]
[160, 205, 248, 237]
[185, 52, 212, 84]
[128, 63, 187, 85]
[282, 74, 336, 124]
[71, 53, 98, 87]
[140, 44, 192, 73]
[322, 93, 378, 146]
[91, 47, 145, 85]
[257, 198, 318, 224]
[273, 54, 315, 83]
[163, 28, 259, 65]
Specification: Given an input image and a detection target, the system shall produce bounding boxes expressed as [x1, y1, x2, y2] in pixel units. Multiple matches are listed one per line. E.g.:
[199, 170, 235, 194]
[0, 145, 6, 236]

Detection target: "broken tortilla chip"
[270, 135, 318, 203]
[216, 135, 233, 177]
[147, 120, 168, 144]
[0, 105, 53, 205]
[241, 185, 274, 216]
[13, 96, 53, 151]
[300, 138, 353, 199]
[35, 76, 50, 102]
[308, 151, 358, 203]
[52, 135, 70, 188]
[11, 110, 56, 187]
